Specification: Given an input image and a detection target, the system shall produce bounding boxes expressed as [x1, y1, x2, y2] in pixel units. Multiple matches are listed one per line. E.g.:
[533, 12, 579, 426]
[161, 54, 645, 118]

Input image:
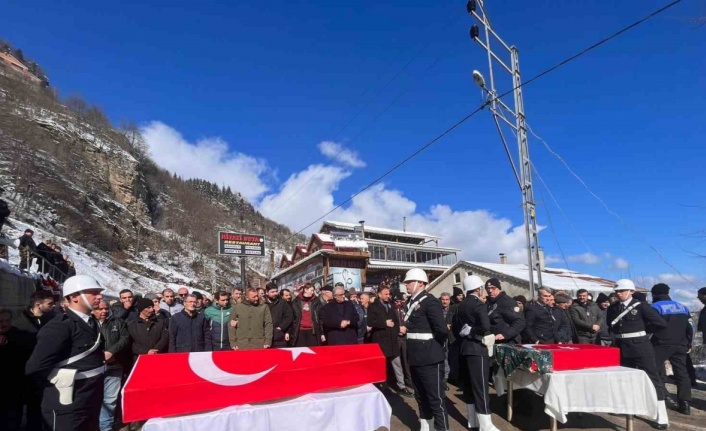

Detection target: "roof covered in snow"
[321, 220, 440, 241]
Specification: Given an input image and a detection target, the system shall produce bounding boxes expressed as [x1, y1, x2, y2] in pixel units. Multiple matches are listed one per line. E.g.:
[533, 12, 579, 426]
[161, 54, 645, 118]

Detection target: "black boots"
[678, 401, 690, 416]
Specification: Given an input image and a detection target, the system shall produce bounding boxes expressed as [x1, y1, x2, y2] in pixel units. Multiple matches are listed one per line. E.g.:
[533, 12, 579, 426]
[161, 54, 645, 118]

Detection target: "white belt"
[407, 333, 433, 340]
[75, 365, 106, 380]
[614, 331, 646, 339]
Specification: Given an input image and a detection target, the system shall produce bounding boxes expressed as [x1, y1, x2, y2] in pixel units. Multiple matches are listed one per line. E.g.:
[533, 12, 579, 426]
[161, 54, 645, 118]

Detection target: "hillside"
[0, 49, 305, 295]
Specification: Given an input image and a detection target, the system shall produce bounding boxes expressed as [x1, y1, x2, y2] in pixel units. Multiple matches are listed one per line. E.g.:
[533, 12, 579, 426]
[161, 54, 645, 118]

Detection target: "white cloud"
[635, 273, 704, 311]
[610, 257, 630, 270]
[317, 141, 366, 168]
[141, 121, 271, 201]
[567, 252, 601, 265]
[544, 255, 563, 265]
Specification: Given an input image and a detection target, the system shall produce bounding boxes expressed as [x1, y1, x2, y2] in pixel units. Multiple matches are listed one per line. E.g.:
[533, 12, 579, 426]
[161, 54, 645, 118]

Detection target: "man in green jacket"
[228, 288, 273, 350]
[204, 291, 233, 351]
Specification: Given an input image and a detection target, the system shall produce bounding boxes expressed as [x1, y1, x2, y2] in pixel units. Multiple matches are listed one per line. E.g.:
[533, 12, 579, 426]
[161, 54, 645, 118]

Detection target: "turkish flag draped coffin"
[525, 344, 620, 371]
[122, 344, 386, 422]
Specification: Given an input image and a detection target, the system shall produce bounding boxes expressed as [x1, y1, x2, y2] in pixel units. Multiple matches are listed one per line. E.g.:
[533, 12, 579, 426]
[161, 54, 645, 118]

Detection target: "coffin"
[495, 343, 620, 376]
[122, 344, 386, 422]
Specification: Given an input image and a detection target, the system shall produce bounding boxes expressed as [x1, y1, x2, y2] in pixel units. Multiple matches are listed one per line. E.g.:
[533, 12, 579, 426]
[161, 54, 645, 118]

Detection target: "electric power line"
[282, 0, 683, 243]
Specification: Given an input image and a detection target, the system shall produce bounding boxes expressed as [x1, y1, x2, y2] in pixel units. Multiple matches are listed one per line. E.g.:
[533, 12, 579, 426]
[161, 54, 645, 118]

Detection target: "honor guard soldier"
[484, 277, 525, 395]
[26, 275, 106, 431]
[650, 283, 693, 415]
[607, 279, 669, 429]
[456, 275, 500, 431]
[403, 268, 449, 431]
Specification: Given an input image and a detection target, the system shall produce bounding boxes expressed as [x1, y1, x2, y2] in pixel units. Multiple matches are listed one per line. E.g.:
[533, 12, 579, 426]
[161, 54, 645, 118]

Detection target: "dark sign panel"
[218, 232, 266, 257]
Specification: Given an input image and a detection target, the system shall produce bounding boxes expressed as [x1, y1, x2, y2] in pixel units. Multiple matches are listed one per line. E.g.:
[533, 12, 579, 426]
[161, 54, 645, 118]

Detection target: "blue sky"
[3, 0, 705, 298]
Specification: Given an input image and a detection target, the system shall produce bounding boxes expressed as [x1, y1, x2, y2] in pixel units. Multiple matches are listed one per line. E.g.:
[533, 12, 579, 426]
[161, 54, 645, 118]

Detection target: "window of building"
[370, 245, 385, 260]
[454, 273, 461, 283]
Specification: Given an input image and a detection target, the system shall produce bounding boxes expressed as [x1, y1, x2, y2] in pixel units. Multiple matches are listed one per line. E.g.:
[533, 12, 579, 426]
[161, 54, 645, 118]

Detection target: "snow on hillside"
[3, 217, 195, 297]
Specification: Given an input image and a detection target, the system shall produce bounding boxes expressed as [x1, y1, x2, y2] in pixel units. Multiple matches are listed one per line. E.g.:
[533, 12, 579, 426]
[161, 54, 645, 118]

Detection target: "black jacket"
[127, 317, 169, 360]
[557, 307, 577, 343]
[168, 310, 211, 353]
[12, 308, 52, 352]
[487, 291, 525, 343]
[524, 302, 560, 343]
[321, 300, 359, 346]
[607, 298, 667, 358]
[405, 291, 448, 366]
[18, 234, 37, 251]
[266, 297, 294, 344]
[699, 306, 706, 335]
[291, 295, 323, 345]
[98, 315, 131, 371]
[454, 294, 490, 357]
[110, 304, 139, 323]
[25, 310, 105, 412]
[367, 300, 400, 358]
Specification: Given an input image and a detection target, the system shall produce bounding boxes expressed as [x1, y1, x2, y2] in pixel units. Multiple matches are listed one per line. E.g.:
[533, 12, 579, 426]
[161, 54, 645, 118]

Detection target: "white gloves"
[460, 324, 472, 338]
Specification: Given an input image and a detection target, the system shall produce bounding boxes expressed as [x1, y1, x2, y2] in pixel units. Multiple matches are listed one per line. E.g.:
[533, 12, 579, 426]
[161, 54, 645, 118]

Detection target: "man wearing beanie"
[127, 297, 169, 363]
[650, 283, 693, 415]
[594, 293, 613, 346]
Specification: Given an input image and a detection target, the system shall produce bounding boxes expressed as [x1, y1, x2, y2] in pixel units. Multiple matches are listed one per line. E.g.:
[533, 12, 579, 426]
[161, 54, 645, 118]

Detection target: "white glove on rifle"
[459, 324, 472, 338]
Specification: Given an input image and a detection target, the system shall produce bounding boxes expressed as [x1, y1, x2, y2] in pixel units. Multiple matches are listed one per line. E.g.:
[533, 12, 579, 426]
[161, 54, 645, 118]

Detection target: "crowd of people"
[17, 229, 76, 282]
[0, 267, 703, 431]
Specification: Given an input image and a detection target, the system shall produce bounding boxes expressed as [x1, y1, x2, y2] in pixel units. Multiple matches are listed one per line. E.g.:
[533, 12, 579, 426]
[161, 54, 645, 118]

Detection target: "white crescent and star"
[188, 347, 316, 386]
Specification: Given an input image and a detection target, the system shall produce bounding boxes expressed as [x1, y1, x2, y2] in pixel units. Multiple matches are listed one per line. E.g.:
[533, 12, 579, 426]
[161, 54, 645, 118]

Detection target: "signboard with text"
[218, 231, 266, 257]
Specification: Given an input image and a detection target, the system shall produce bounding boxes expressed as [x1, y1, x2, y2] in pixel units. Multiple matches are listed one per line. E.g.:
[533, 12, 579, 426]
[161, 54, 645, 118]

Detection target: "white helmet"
[404, 268, 429, 284]
[463, 275, 484, 292]
[398, 282, 408, 294]
[613, 279, 636, 292]
[62, 275, 104, 297]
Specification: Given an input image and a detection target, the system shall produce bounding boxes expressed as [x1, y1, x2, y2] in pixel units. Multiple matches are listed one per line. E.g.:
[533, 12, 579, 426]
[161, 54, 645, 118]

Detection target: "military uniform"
[26, 309, 105, 431]
[455, 293, 492, 418]
[606, 298, 667, 400]
[651, 297, 693, 409]
[405, 291, 449, 431]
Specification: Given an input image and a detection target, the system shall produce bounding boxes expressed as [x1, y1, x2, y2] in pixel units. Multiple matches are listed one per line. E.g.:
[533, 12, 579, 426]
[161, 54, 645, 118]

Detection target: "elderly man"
[229, 288, 273, 350]
[554, 294, 576, 343]
[93, 301, 129, 431]
[159, 288, 183, 316]
[594, 293, 613, 346]
[176, 287, 189, 304]
[127, 298, 169, 362]
[169, 294, 211, 352]
[322, 286, 359, 345]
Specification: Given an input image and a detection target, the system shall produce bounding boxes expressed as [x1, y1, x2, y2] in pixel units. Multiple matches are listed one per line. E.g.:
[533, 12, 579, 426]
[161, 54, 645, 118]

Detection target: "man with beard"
[26, 275, 106, 431]
[322, 286, 359, 345]
[265, 283, 294, 348]
[524, 289, 566, 344]
[127, 298, 169, 362]
[292, 283, 319, 347]
[159, 288, 183, 316]
[204, 291, 233, 351]
[313, 285, 333, 345]
[229, 288, 272, 350]
[484, 278, 524, 396]
[569, 289, 602, 344]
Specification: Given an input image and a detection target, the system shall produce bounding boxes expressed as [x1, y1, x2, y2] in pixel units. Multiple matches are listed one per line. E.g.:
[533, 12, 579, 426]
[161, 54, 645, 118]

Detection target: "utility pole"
[467, 0, 543, 299]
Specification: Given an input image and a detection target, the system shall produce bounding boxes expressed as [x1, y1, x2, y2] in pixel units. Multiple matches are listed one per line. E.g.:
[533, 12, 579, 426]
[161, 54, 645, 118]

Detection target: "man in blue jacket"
[169, 294, 211, 352]
[204, 291, 232, 351]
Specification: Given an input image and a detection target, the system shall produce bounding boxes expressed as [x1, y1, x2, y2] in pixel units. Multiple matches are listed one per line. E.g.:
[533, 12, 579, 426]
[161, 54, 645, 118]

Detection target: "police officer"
[403, 268, 449, 431]
[26, 275, 106, 431]
[456, 275, 500, 431]
[484, 277, 525, 395]
[607, 279, 669, 429]
[650, 283, 693, 415]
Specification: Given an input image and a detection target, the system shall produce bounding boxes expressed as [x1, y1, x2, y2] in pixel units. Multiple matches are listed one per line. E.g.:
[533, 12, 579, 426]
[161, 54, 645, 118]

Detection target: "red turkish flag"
[121, 344, 386, 422]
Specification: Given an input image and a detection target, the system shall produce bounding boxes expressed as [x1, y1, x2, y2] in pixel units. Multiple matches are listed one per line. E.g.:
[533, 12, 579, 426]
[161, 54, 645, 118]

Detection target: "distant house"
[428, 259, 627, 299]
[0, 51, 42, 85]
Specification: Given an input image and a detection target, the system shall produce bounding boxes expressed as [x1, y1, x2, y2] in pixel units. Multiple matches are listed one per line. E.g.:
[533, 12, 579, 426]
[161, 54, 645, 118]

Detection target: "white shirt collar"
[68, 307, 91, 324]
[620, 297, 633, 307]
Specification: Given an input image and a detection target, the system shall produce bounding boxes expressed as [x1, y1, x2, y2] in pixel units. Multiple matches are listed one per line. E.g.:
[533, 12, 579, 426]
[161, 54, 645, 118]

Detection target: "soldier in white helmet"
[26, 275, 106, 431]
[606, 279, 669, 429]
[402, 268, 449, 431]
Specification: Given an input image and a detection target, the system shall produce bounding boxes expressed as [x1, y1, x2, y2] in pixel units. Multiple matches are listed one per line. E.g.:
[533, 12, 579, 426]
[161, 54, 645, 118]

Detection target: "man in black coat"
[321, 286, 359, 345]
[25, 275, 106, 431]
[367, 286, 413, 397]
[169, 295, 211, 353]
[18, 228, 37, 270]
[607, 279, 669, 429]
[110, 289, 139, 322]
[127, 299, 169, 362]
[0, 308, 28, 431]
[524, 289, 563, 344]
[265, 283, 294, 348]
[12, 290, 55, 431]
[403, 268, 448, 431]
[455, 275, 500, 431]
[554, 294, 577, 343]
